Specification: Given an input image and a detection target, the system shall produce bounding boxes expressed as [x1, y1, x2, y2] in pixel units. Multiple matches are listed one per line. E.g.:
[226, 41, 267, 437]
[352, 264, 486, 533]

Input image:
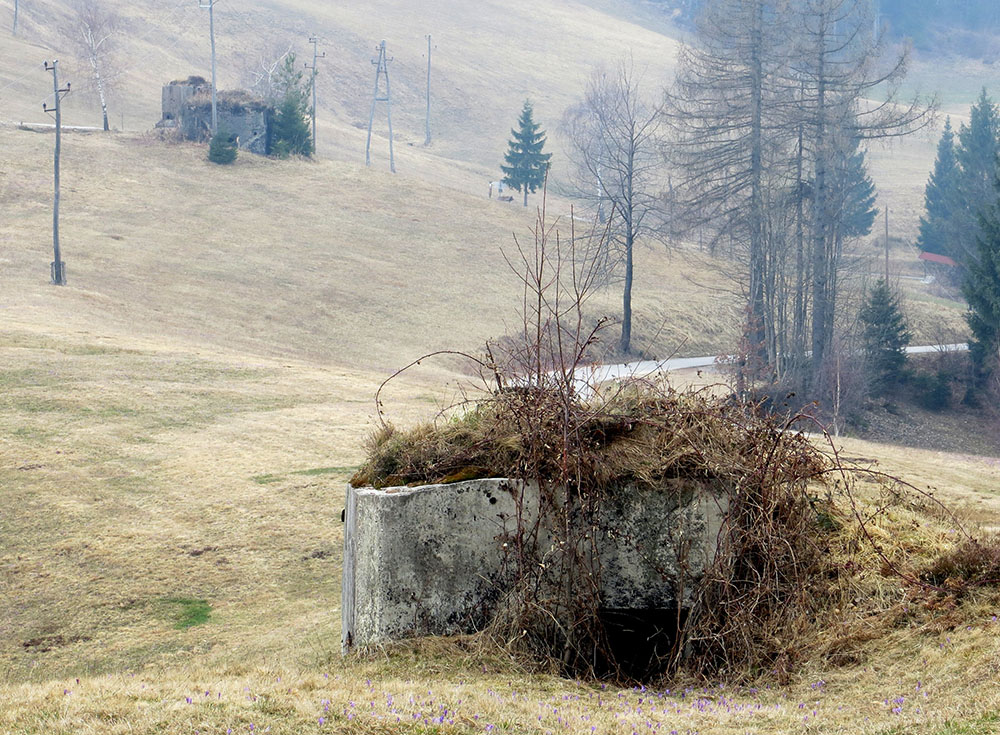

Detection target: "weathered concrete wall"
[597, 480, 726, 610]
[161, 81, 209, 123]
[180, 107, 270, 155]
[342, 479, 726, 652]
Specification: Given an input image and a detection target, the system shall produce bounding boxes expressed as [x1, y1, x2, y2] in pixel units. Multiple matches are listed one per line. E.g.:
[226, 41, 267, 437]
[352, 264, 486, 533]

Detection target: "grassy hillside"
[0, 0, 679, 175]
[0, 126, 746, 373]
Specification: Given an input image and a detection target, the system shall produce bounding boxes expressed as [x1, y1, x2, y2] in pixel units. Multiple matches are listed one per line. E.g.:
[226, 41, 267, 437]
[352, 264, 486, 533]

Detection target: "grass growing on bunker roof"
[350, 382, 824, 493]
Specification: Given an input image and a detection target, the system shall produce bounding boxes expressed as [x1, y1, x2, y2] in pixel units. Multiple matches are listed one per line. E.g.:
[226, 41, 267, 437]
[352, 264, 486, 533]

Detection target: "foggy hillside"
[0, 0, 680, 174]
[648, 0, 1000, 60]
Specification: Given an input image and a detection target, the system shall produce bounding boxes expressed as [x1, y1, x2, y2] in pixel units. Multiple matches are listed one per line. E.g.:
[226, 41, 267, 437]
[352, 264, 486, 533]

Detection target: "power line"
[304, 36, 325, 154]
[43, 59, 71, 286]
[0, 0, 197, 127]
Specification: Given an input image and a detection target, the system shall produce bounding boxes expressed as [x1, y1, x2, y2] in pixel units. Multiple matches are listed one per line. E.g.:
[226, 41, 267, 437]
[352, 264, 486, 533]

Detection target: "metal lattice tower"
[365, 40, 395, 173]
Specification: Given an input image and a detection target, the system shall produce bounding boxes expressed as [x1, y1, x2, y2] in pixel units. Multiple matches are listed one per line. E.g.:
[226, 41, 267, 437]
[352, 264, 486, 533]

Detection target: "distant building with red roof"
[919, 252, 959, 267]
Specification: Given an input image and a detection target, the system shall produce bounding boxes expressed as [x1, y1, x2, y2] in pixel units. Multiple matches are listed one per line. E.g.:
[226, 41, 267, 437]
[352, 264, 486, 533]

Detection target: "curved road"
[572, 343, 969, 394]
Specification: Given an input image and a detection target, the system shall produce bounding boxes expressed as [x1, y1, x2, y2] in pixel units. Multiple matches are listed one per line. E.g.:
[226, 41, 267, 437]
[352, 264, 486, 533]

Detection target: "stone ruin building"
[156, 76, 272, 156]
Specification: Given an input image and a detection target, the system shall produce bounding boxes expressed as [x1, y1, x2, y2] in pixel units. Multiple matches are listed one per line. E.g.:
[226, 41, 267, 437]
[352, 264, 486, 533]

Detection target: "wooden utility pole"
[341, 484, 358, 655]
[365, 40, 395, 173]
[199, 0, 218, 134]
[305, 36, 325, 154]
[13, 0, 18, 35]
[43, 60, 71, 286]
[424, 34, 431, 146]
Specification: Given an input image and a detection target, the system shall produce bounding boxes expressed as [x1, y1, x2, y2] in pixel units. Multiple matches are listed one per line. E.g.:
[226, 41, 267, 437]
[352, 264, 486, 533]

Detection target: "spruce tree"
[835, 146, 878, 240]
[916, 118, 959, 259]
[859, 279, 911, 390]
[501, 100, 552, 207]
[270, 53, 313, 158]
[208, 124, 238, 165]
[963, 189, 1000, 382]
[950, 89, 1000, 266]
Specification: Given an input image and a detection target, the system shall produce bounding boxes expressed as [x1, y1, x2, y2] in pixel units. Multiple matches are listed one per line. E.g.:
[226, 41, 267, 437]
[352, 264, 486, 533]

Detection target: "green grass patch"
[9, 426, 54, 442]
[253, 466, 356, 484]
[252, 474, 284, 485]
[289, 466, 357, 477]
[161, 597, 212, 629]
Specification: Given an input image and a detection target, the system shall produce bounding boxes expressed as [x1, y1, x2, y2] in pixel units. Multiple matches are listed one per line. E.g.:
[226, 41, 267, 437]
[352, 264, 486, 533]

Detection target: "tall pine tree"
[835, 146, 878, 240]
[950, 89, 1000, 266]
[916, 117, 959, 259]
[501, 101, 552, 207]
[963, 187, 1000, 383]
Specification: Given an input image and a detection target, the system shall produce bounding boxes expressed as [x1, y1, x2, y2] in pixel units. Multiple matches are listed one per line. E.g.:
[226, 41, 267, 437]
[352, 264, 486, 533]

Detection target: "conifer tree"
[963, 191, 1000, 381]
[270, 53, 313, 158]
[835, 145, 878, 240]
[950, 89, 1000, 265]
[208, 124, 238, 164]
[501, 101, 552, 207]
[916, 118, 959, 259]
[859, 278, 911, 390]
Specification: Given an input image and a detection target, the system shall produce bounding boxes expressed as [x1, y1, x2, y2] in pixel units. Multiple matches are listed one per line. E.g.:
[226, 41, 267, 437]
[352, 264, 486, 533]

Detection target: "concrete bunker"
[157, 78, 272, 155]
[342, 477, 726, 676]
[157, 76, 211, 127]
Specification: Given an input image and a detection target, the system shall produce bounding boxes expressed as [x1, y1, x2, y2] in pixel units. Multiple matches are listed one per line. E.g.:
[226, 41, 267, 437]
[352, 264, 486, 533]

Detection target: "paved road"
[571, 343, 969, 394]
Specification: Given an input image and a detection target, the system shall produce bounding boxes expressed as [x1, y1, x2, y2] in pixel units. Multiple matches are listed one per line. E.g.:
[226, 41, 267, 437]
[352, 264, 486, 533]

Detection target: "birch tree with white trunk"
[67, 0, 121, 132]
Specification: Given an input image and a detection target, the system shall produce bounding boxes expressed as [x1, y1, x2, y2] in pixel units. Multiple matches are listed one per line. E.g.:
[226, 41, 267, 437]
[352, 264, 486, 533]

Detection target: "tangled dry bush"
[352, 386, 821, 494]
[353, 201, 1000, 684]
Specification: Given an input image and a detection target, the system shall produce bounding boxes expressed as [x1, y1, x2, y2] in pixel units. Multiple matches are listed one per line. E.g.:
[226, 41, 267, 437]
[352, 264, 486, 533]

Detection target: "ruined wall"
[341, 478, 727, 652]
[180, 106, 270, 155]
[160, 81, 209, 124]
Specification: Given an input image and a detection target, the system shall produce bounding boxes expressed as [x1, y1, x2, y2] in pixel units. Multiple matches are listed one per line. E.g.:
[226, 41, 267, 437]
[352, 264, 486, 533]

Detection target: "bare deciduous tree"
[238, 41, 293, 104]
[666, 0, 933, 395]
[665, 0, 797, 374]
[563, 58, 664, 355]
[66, 0, 121, 131]
[793, 0, 934, 385]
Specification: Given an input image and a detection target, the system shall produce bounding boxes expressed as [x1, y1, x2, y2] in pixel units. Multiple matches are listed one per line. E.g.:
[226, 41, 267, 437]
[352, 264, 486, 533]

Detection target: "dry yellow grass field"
[1, 1, 999, 733]
[2, 331, 1000, 735]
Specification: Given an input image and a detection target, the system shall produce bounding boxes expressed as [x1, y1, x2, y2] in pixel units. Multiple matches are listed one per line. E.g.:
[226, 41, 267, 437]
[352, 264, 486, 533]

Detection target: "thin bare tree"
[66, 0, 121, 131]
[666, 0, 933, 394]
[562, 58, 664, 355]
[238, 41, 293, 104]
